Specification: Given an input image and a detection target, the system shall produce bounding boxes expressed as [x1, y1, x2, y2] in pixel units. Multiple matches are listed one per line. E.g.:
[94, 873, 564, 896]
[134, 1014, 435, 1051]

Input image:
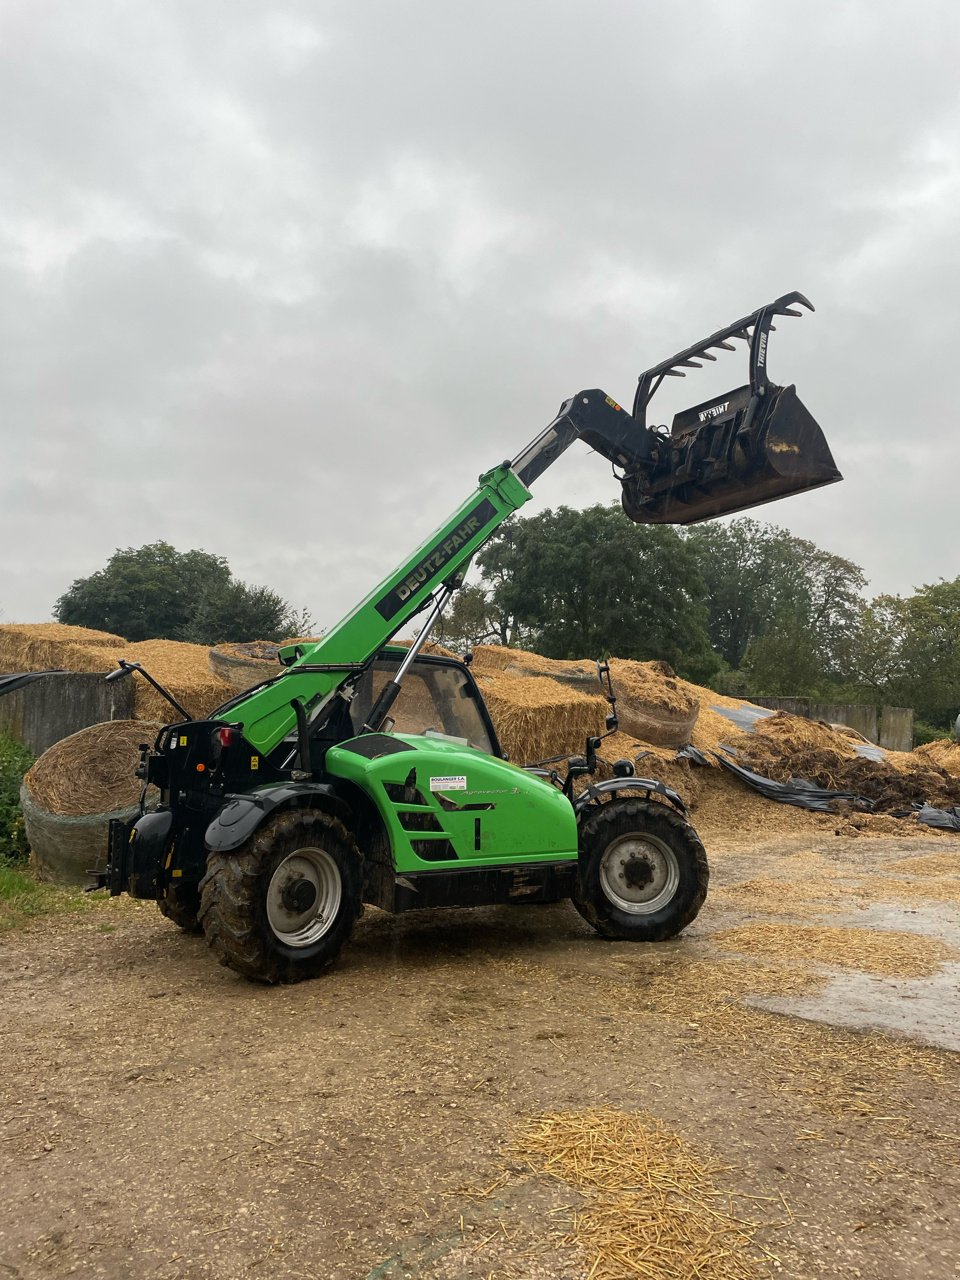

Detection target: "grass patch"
[0, 860, 100, 932]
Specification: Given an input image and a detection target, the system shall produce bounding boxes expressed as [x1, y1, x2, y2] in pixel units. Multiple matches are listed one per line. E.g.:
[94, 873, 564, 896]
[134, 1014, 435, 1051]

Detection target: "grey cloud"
[1, 0, 958, 630]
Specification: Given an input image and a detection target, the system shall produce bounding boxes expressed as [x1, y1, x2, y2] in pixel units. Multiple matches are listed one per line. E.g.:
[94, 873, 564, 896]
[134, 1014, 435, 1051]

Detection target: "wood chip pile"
[23, 720, 163, 816]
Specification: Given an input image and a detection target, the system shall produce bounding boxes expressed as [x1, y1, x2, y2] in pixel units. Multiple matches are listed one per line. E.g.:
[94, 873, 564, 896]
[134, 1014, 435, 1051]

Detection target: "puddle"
[751, 962, 960, 1051]
[838, 900, 960, 946]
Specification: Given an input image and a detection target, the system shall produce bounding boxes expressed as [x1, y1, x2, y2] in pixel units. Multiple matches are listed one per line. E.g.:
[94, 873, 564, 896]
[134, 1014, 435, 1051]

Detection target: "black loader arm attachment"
[513, 291, 841, 525]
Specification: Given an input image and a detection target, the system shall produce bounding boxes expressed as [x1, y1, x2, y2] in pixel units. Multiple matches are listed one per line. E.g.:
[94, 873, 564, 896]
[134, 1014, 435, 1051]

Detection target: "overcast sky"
[2, 0, 958, 633]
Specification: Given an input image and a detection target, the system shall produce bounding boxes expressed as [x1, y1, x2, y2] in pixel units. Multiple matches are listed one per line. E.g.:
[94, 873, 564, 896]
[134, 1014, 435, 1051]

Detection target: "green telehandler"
[97, 292, 840, 982]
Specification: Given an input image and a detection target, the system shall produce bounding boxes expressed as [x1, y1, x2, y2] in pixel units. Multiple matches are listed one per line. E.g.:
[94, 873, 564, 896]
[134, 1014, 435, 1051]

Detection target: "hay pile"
[915, 738, 960, 776]
[515, 1108, 767, 1280]
[726, 712, 855, 782]
[23, 720, 163, 816]
[0, 622, 126, 671]
[472, 647, 700, 746]
[471, 646, 960, 834]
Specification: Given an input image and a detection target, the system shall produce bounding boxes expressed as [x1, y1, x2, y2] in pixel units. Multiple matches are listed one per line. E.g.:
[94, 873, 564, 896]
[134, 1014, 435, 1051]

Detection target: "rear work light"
[209, 726, 240, 763]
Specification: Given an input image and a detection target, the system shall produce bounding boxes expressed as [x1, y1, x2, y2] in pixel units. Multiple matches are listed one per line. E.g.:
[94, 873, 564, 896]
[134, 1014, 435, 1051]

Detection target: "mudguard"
[205, 782, 350, 853]
[574, 776, 688, 817]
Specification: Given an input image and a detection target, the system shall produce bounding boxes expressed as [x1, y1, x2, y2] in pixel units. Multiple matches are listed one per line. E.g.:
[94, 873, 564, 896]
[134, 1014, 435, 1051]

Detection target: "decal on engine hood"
[429, 775, 467, 791]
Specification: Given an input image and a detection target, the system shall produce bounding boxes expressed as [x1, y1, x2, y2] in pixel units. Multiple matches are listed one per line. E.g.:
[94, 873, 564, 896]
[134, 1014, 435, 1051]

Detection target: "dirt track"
[1, 829, 959, 1279]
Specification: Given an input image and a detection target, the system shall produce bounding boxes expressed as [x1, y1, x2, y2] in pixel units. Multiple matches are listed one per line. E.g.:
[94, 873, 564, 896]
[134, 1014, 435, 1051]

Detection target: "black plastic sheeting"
[678, 743, 959, 832]
[709, 703, 774, 733]
[914, 804, 960, 832]
[0, 671, 64, 696]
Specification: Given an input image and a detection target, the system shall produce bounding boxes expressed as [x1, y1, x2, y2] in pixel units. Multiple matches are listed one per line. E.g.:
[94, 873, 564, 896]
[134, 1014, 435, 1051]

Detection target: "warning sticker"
[429, 775, 467, 791]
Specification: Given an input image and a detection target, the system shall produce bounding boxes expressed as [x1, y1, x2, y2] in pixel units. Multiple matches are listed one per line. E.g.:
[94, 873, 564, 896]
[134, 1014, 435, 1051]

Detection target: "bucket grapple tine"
[617, 289, 839, 525]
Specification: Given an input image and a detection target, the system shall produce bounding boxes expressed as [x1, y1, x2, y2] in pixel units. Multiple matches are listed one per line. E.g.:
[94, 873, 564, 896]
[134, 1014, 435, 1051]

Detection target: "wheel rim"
[266, 847, 342, 947]
[598, 833, 680, 915]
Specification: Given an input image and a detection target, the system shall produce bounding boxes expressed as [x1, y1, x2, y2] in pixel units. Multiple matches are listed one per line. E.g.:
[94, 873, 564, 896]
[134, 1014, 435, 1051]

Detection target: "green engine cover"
[326, 734, 579, 874]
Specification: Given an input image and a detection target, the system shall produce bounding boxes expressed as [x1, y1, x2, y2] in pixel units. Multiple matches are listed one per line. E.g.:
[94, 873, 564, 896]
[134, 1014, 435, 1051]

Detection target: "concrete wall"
[0, 673, 134, 755]
[879, 707, 915, 753]
[751, 696, 913, 751]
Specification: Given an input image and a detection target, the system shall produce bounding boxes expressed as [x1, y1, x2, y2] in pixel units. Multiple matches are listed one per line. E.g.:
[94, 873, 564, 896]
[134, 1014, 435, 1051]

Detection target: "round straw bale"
[21, 720, 163, 885]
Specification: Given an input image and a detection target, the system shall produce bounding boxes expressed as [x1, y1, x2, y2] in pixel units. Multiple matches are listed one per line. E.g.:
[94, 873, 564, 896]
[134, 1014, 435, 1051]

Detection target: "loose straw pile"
[514, 1108, 768, 1280]
[713, 922, 958, 979]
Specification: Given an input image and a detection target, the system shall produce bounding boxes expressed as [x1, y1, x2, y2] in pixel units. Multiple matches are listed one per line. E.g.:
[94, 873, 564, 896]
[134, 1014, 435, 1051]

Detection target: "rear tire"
[198, 809, 362, 984]
[571, 799, 708, 941]
[157, 882, 202, 934]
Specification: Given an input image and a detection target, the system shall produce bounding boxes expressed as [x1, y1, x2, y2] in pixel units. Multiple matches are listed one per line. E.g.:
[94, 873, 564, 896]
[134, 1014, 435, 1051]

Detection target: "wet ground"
[1, 827, 958, 1278]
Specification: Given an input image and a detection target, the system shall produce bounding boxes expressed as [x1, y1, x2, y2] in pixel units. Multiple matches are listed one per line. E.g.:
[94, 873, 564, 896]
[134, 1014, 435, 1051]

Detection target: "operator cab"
[350, 652, 501, 757]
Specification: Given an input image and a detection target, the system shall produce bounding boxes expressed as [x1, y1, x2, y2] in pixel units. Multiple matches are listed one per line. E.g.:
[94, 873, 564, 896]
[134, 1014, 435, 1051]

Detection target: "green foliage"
[55, 541, 309, 644]
[0, 733, 33, 863]
[912, 719, 951, 748]
[182, 580, 290, 646]
[470, 505, 720, 681]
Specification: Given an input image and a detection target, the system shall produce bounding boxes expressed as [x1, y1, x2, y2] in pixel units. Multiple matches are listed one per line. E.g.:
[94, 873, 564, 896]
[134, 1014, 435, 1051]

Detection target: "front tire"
[198, 809, 362, 983]
[571, 799, 708, 941]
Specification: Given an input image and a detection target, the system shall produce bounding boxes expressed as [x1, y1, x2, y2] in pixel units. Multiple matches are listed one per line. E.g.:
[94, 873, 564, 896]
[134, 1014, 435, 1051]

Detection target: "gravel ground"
[1, 829, 958, 1279]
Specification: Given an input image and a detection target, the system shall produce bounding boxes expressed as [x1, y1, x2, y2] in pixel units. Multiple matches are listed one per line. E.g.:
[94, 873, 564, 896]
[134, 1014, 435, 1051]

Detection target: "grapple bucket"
[619, 292, 842, 525]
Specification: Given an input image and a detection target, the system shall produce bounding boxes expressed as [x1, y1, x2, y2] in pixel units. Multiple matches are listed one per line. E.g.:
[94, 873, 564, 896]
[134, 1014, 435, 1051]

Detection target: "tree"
[440, 583, 511, 652]
[880, 578, 960, 726]
[683, 518, 866, 673]
[683, 519, 802, 670]
[466, 505, 719, 681]
[684, 518, 867, 694]
[55, 542, 308, 644]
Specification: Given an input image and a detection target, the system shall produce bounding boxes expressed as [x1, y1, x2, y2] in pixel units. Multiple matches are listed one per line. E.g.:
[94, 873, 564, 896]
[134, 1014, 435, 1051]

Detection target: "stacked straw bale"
[471, 647, 699, 748]
[0, 623, 126, 672]
[1, 626, 232, 722]
[476, 672, 607, 764]
[72, 640, 232, 721]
